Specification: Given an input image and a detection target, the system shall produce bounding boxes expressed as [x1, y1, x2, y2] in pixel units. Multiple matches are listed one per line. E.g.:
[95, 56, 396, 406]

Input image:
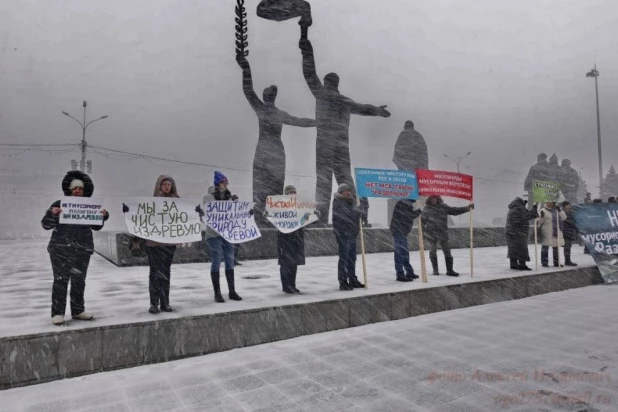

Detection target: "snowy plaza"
[1, 276, 616, 412]
[0, 241, 596, 338]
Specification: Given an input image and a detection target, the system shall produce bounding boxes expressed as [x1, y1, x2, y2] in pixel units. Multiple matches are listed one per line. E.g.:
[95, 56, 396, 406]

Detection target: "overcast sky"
[1, 0, 617, 200]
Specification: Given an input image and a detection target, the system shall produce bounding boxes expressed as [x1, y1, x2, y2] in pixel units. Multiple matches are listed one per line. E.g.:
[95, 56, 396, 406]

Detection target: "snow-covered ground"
[1, 284, 616, 412]
[0, 241, 595, 338]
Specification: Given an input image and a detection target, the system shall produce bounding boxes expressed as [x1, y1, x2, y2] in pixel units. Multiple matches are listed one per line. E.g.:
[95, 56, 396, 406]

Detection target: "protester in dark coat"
[332, 183, 365, 290]
[505, 198, 538, 270]
[41, 170, 109, 325]
[202, 171, 242, 303]
[272, 185, 309, 293]
[389, 199, 421, 281]
[143, 175, 179, 314]
[561, 201, 578, 266]
[422, 195, 473, 276]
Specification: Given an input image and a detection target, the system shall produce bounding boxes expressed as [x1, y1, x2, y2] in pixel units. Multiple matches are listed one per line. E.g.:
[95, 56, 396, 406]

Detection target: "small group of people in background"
[388, 196, 474, 281]
[506, 199, 581, 272]
[583, 192, 618, 204]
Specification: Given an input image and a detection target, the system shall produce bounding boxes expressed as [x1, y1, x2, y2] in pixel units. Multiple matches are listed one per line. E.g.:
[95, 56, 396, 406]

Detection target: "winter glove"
[469, 203, 475, 210]
[122, 203, 129, 213]
[263, 210, 270, 217]
[195, 205, 204, 217]
[231, 194, 239, 201]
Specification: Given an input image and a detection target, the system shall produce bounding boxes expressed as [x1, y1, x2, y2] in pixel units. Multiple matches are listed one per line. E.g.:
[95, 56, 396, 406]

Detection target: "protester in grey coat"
[422, 195, 473, 277]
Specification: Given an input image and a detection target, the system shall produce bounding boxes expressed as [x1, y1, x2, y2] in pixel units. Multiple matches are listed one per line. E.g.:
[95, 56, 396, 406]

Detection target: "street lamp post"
[62, 101, 108, 173]
[586, 65, 602, 195]
[443, 152, 472, 173]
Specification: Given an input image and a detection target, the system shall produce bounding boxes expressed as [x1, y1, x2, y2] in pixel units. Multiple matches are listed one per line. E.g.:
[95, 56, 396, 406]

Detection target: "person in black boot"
[539, 202, 566, 267]
[234, 244, 242, 266]
[272, 185, 314, 293]
[332, 184, 366, 290]
[422, 195, 473, 277]
[203, 171, 243, 302]
[505, 198, 538, 271]
[561, 201, 578, 266]
[390, 199, 421, 281]
[142, 175, 179, 314]
[42, 171, 109, 325]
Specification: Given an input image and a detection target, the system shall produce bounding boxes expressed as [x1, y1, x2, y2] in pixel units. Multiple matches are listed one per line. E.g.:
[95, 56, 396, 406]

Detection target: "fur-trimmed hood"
[62, 170, 94, 197]
[153, 175, 179, 197]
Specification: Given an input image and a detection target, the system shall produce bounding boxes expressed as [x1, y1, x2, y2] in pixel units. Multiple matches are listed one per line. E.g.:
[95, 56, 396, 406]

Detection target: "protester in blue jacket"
[332, 184, 365, 290]
[202, 171, 243, 303]
[389, 199, 421, 281]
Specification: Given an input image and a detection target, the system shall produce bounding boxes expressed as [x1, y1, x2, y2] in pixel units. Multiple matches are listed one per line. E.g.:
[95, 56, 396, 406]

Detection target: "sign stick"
[418, 215, 428, 283]
[556, 209, 561, 267]
[356, 196, 368, 288]
[469, 205, 474, 278]
[534, 217, 539, 271]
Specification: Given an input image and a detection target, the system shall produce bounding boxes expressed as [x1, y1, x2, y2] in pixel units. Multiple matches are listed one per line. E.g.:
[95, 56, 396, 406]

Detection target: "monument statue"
[257, 0, 312, 38]
[236, 55, 316, 225]
[393, 120, 428, 172]
[298, 34, 391, 224]
[234, 1, 316, 225]
[254, 0, 390, 224]
[524, 153, 549, 205]
[547, 153, 561, 184]
[559, 159, 580, 204]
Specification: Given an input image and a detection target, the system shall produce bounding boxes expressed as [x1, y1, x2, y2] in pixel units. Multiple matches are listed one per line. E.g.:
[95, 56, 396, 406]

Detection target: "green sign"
[532, 180, 561, 203]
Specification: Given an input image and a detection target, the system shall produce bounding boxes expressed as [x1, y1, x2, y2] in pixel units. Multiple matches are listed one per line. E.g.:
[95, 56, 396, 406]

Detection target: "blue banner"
[572, 204, 618, 283]
[354, 168, 419, 199]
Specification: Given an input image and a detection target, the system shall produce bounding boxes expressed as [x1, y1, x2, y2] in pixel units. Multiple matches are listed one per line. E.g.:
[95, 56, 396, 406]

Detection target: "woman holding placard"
[538, 201, 567, 267]
[203, 171, 243, 303]
[145, 175, 179, 314]
[275, 185, 306, 294]
[41, 170, 109, 326]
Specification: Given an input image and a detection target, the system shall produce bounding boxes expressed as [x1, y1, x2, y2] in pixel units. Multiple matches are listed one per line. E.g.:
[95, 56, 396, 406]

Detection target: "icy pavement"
[0, 241, 595, 338]
[1, 284, 617, 412]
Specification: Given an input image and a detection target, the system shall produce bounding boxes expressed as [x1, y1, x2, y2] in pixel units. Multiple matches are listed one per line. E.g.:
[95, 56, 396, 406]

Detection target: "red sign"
[415, 169, 474, 201]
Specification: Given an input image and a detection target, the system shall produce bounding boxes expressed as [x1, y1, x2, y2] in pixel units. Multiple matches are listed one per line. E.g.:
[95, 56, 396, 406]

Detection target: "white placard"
[202, 200, 261, 244]
[59, 197, 105, 226]
[124, 197, 202, 244]
[265, 195, 318, 233]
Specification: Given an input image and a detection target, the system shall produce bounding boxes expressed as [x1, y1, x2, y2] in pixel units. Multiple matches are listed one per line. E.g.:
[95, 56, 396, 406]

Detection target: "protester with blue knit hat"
[202, 171, 242, 302]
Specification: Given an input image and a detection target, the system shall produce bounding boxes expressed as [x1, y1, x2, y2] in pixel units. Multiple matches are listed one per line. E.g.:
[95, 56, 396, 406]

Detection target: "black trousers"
[147, 246, 176, 307]
[49, 249, 91, 317]
[280, 264, 298, 290]
[541, 246, 559, 266]
[564, 240, 573, 263]
[336, 236, 358, 284]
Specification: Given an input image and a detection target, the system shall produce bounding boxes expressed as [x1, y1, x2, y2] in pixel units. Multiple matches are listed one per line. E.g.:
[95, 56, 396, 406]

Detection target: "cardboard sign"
[355, 168, 419, 199]
[265, 195, 318, 233]
[416, 170, 473, 201]
[202, 201, 261, 244]
[59, 197, 105, 226]
[124, 197, 202, 244]
[532, 180, 561, 203]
